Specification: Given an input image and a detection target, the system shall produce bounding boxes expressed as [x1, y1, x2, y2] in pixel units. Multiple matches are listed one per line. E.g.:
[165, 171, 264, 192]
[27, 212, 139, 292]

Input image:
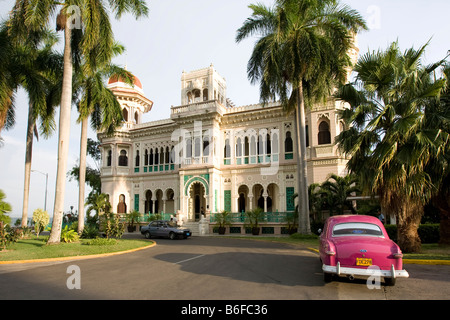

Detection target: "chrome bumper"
[323, 262, 409, 279]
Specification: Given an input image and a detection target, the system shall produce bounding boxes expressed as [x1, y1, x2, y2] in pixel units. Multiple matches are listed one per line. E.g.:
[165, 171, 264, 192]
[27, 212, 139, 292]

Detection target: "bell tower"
[181, 64, 227, 106]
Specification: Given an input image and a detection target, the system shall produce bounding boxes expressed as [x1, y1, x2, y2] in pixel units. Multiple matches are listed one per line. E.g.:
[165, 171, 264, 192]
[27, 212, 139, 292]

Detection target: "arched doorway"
[144, 190, 153, 214]
[267, 183, 279, 212]
[188, 182, 206, 222]
[238, 185, 249, 213]
[252, 184, 264, 211]
[117, 194, 127, 213]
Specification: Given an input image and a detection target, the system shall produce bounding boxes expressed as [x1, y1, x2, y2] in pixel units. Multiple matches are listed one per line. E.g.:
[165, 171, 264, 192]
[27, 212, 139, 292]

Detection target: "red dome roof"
[108, 73, 143, 89]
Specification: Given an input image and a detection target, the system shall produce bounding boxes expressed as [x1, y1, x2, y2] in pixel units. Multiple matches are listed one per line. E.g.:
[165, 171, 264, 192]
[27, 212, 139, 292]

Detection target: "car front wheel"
[169, 232, 176, 240]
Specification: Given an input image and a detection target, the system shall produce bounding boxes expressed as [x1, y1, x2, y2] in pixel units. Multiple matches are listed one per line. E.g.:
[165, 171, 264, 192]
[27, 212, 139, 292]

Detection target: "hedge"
[385, 224, 439, 244]
[313, 221, 440, 244]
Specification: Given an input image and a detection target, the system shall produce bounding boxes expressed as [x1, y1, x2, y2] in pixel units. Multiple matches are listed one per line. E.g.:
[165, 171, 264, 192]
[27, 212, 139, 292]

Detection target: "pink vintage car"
[319, 215, 409, 286]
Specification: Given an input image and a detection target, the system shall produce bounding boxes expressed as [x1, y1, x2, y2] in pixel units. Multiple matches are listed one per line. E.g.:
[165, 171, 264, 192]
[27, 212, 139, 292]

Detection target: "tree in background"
[236, 0, 367, 233]
[7, 0, 148, 244]
[335, 42, 449, 252]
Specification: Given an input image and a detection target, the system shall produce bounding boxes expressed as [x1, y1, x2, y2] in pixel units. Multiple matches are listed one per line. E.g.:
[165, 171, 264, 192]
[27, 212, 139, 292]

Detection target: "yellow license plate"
[356, 258, 372, 266]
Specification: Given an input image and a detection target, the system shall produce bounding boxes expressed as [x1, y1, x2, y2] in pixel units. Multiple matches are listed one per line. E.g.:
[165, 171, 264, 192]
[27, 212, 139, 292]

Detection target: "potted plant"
[126, 210, 140, 232]
[213, 210, 232, 234]
[245, 207, 265, 235]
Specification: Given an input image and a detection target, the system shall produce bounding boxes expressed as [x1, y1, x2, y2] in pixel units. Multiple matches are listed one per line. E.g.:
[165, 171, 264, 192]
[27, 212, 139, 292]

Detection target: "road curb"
[307, 247, 450, 265]
[0, 241, 156, 265]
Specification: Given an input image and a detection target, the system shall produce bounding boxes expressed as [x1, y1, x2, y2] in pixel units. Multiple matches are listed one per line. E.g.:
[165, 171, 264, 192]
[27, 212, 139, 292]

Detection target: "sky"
[0, 0, 449, 219]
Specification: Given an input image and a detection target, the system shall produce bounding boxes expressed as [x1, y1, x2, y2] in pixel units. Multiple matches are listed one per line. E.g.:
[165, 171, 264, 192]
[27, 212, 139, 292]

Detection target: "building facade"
[98, 64, 350, 234]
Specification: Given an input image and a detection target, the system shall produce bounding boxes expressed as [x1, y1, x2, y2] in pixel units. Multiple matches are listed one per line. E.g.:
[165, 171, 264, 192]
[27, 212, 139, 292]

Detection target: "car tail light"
[393, 253, 403, 259]
[326, 250, 335, 256]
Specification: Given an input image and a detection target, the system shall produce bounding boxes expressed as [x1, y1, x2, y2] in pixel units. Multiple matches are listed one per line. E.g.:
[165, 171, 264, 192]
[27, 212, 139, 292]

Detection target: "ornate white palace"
[98, 64, 350, 235]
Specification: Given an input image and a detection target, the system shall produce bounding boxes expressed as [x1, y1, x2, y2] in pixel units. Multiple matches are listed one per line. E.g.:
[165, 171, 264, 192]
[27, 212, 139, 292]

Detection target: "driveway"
[0, 236, 449, 301]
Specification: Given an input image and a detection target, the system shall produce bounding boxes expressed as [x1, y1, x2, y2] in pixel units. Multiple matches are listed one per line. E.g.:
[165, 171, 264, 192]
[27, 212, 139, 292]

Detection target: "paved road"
[0, 236, 449, 300]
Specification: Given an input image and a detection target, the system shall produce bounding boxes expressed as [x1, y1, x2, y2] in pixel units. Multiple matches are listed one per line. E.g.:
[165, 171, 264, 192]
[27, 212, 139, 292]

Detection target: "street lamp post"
[31, 169, 48, 212]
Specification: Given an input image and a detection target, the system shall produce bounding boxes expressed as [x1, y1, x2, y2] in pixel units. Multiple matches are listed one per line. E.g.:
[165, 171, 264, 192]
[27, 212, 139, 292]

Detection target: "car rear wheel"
[144, 232, 151, 239]
[323, 272, 333, 283]
[169, 232, 176, 240]
[384, 277, 396, 286]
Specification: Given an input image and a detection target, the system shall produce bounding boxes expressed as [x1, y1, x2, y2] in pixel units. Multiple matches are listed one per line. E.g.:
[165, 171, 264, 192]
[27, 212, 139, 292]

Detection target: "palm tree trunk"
[21, 102, 35, 228]
[48, 20, 72, 245]
[397, 200, 423, 253]
[295, 83, 311, 234]
[77, 117, 88, 234]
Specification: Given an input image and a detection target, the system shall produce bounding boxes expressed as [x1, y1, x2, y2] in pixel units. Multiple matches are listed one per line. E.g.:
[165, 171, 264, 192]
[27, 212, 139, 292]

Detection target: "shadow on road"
[154, 251, 325, 287]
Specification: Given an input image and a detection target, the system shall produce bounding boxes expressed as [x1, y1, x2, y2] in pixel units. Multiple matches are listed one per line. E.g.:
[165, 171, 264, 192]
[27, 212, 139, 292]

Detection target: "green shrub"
[60, 225, 80, 243]
[418, 224, 440, 244]
[80, 224, 99, 239]
[289, 232, 319, 240]
[32, 208, 49, 238]
[0, 223, 21, 250]
[102, 213, 124, 239]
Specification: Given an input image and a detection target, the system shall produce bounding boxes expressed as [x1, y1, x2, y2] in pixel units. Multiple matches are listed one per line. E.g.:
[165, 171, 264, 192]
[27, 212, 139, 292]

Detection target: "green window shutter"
[134, 194, 139, 212]
[286, 187, 295, 211]
[224, 190, 231, 212]
[215, 189, 218, 212]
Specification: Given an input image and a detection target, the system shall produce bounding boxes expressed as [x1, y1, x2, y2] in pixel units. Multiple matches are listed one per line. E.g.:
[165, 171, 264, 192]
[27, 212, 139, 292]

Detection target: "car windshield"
[166, 221, 177, 228]
[332, 222, 383, 237]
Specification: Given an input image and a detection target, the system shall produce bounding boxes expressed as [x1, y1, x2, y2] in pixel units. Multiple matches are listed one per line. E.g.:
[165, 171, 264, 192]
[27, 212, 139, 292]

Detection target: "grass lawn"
[0, 236, 154, 262]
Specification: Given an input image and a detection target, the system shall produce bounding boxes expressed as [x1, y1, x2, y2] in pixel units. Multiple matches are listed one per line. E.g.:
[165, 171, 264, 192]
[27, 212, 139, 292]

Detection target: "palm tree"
[426, 64, 450, 244]
[320, 173, 359, 215]
[85, 192, 111, 223]
[8, 0, 148, 244]
[0, 24, 61, 228]
[335, 42, 448, 252]
[74, 45, 132, 234]
[236, 0, 367, 234]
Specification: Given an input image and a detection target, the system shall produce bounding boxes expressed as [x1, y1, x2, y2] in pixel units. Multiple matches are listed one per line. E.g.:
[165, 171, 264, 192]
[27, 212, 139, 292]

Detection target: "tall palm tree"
[74, 45, 132, 234]
[8, 0, 148, 244]
[335, 42, 448, 252]
[0, 24, 61, 228]
[236, 0, 367, 233]
[426, 64, 450, 244]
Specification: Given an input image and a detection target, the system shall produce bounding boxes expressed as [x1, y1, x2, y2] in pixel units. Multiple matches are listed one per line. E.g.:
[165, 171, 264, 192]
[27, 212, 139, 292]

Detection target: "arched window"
[135, 150, 140, 167]
[118, 149, 128, 166]
[186, 138, 192, 158]
[236, 137, 242, 157]
[250, 136, 256, 156]
[160, 147, 164, 164]
[224, 139, 231, 165]
[122, 108, 128, 122]
[266, 133, 271, 155]
[134, 111, 139, 124]
[272, 133, 279, 154]
[149, 149, 154, 165]
[144, 149, 149, 166]
[165, 146, 170, 163]
[155, 148, 159, 165]
[285, 131, 293, 153]
[194, 137, 201, 157]
[107, 150, 112, 166]
[318, 121, 331, 145]
[203, 88, 208, 101]
[203, 139, 210, 157]
[306, 125, 309, 147]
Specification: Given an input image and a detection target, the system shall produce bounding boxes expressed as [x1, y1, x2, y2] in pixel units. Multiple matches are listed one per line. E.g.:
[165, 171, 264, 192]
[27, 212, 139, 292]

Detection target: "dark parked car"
[141, 220, 191, 240]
